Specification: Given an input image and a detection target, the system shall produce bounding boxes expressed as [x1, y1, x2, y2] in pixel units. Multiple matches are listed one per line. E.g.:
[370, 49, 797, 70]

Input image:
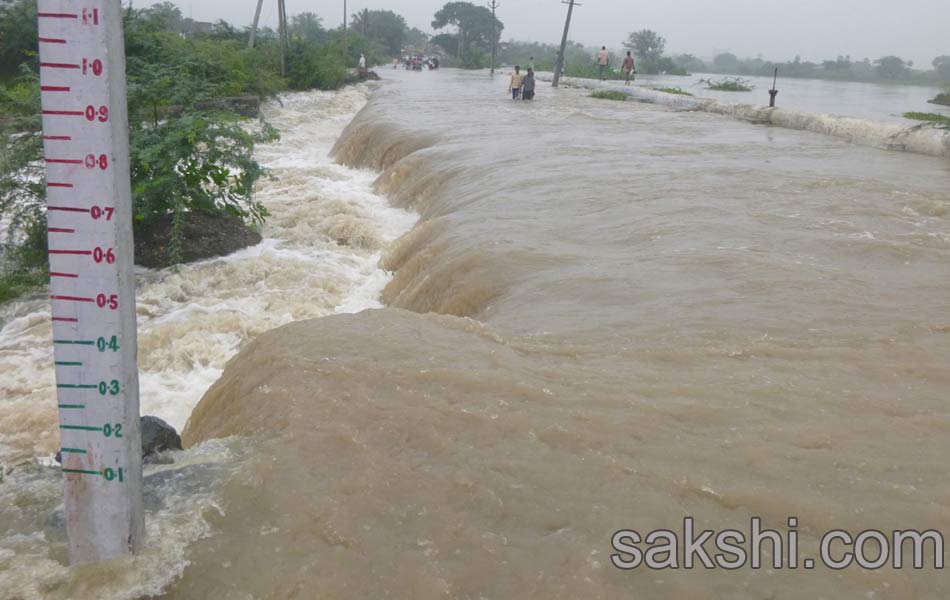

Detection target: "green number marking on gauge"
[103, 468, 125, 482]
[103, 423, 124, 438]
[97, 336, 120, 352]
[97, 380, 121, 396]
[61, 467, 126, 482]
[60, 423, 124, 438]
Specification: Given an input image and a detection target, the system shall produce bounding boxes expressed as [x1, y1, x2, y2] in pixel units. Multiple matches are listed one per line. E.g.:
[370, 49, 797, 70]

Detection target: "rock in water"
[133, 212, 263, 269]
[141, 416, 183, 459]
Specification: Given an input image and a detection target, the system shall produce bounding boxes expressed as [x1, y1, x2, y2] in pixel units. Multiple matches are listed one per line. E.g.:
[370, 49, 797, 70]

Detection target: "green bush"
[699, 77, 754, 91]
[288, 40, 348, 90]
[122, 22, 282, 229]
[903, 112, 950, 126]
[590, 90, 629, 101]
[131, 113, 278, 226]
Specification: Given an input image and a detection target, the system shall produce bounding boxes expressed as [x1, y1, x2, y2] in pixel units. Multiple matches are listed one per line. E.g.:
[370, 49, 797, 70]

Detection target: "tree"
[713, 52, 740, 73]
[674, 54, 706, 73]
[140, 1, 184, 33]
[432, 2, 503, 59]
[350, 9, 408, 56]
[0, 0, 38, 81]
[875, 55, 908, 80]
[405, 27, 430, 52]
[354, 9, 370, 37]
[624, 30, 665, 64]
[430, 33, 459, 57]
[291, 12, 328, 45]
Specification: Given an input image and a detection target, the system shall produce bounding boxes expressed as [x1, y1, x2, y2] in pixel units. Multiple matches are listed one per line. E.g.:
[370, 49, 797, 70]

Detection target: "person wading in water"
[522, 68, 536, 100]
[509, 66, 524, 100]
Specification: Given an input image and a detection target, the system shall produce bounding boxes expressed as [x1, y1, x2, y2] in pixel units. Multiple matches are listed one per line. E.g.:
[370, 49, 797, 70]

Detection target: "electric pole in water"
[488, 0, 500, 75]
[552, 0, 581, 88]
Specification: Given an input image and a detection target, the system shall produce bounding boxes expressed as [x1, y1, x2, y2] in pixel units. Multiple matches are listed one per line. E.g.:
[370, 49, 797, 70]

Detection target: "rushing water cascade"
[3, 69, 950, 598]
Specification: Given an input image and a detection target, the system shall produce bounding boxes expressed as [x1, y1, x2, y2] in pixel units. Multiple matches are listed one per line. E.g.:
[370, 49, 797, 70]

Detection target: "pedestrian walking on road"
[622, 51, 637, 85]
[597, 46, 610, 81]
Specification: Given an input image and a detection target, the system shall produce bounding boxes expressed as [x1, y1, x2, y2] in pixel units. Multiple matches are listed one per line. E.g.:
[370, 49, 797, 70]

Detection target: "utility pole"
[248, 0, 264, 48]
[342, 0, 348, 68]
[488, 0, 499, 75]
[552, 0, 580, 88]
[277, 0, 288, 76]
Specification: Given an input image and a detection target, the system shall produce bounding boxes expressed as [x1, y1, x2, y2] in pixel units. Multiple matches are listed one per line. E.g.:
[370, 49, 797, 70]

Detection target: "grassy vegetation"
[699, 77, 754, 92]
[903, 112, 950, 125]
[655, 87, 693, 96]
[565, 64, 627, 81]
[590, 90, 629, 101]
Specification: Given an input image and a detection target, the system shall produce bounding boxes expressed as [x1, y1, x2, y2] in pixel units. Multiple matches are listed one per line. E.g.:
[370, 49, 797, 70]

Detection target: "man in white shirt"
[597, 47, 610, 81]
[358, 53, 367, 75]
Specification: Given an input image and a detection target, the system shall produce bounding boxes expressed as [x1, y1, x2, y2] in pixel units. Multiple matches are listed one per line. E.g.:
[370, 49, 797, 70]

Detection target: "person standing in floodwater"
[522, 68, 536, 100]
[597, 46, 610, 81]
[622, 51, 636, 85]
[510, 66, 524, 100]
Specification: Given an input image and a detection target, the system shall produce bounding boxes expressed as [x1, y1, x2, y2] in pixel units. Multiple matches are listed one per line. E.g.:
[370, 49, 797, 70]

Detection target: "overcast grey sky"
[165, 0, 948, 66]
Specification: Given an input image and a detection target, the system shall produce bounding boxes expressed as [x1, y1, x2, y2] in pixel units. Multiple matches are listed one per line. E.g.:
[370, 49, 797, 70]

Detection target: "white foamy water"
[0, 84, 417, 466]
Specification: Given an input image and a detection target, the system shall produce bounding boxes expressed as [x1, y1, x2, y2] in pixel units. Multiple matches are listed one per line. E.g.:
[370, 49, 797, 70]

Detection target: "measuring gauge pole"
[37, 0, 144, 563]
